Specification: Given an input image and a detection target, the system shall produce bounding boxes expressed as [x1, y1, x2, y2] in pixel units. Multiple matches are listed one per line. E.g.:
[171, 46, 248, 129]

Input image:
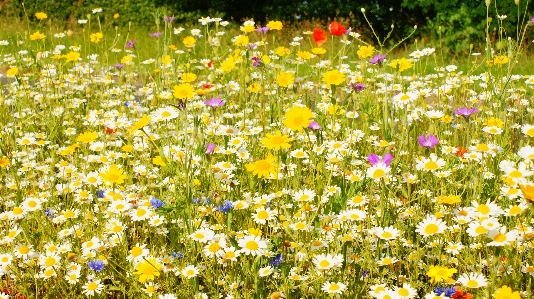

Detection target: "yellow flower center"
[257, 210, 269, 219]
[494, 233, 507, 242]
[467, 280, 479, 288]
[208, 243, 221, 253]
[424, 224, 439, 235]
[424, 161, 439, 170]
[245, 240, 259, 251]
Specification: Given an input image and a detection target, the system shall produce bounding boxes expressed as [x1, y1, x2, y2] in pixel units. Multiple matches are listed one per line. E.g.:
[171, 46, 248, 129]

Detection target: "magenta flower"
[126, 39, 137, 48]
[350, 82, 365, 92]
[255, 26, 270, 34]
[369, 54, 387, 65]
[252, 57, 263, 67]
[205, 143, 216, 154]
[164, 16, 175, 23]
[150, 32, 163, 38]
[418, 134, 439, 148]
[367, 153, 393, 166]
[204, 97, 225, 108]
[308, 121, 322, 130]
[454, 107, 478, 118]
[113, 63, 124, 70]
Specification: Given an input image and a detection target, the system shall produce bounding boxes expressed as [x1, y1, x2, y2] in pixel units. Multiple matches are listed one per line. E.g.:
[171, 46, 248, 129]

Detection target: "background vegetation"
[1, 0, 533, 53]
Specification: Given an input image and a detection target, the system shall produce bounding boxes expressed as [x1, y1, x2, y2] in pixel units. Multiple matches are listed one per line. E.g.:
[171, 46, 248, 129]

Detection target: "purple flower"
[367, 153, 393, 167]
[125, 38, 137, 48]
[418, 134, 439, 148]
[255, 26, 270, 34]
[113, 63, 124, 70]
[308, 121, 322, 130]
[248, 43, 257, 50]
[205, 143, 216, 154]
[88, 260, 105, 272]
[204, 97, 225, 108]
[150, 32, 162, 38]
[164, 16, 175, 23]
[454, 107, 478, 118]
[177, 99, 185, 110]
[252, 57, 263, 67]
[350, 82, 365, 92]
[532, 15, 534, 24]
[369, 53, 387, 65]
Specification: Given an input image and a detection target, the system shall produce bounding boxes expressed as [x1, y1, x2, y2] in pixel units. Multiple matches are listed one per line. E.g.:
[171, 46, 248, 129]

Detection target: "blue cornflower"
[215, 200, 233, 213]
[269, 253, 282, 268]
[173, 251, 184, 259]
[444, 286, 456, 297]
[44, 208, 56, 219]
[88, 260, 105, 272]
[150, 197, 165, 209]
[96, 190, 105, 198]
[434, 287, 445, 295]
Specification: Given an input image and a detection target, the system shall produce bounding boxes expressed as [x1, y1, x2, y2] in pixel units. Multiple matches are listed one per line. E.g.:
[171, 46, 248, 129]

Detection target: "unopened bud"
[414, 25, 417, 29]
[391, 24, 394, 29]
[361, 8, 365, 13]
[515, 0, 520, 5]
[486, 0, 491, 6]
[67, 30, 73, 37]
[36, 52, 42, 60]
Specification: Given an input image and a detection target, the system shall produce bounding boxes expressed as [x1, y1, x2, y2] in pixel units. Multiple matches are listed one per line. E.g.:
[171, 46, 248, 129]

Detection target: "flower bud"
[361, 8, 365, 13]
[486, 0, 491, 6]
[515, 0, 520, 5]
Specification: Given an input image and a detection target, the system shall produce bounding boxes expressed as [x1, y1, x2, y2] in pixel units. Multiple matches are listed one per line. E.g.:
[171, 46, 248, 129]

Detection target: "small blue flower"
[96, 190, 105, 198]
[44, 208, 56, 219]
[173, 251, 184, 259]
[88, 260, 105, 272]
[270, 253, 282, 268]
[434, 287, 445, 296]
[444, 286, 456, 297]
[150, 197, 165, 209]
[215, 200, 233, 213]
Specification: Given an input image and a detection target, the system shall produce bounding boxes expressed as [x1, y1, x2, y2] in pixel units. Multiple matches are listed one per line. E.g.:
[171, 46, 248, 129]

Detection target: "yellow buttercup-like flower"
[6, 67, 18, 77]
[283, 106, 313, 132]
[277, 71, 294, 87]
[389, 58, 413, 72]
[183, 36, 196, 48]
[266, 20, 283, 30]
[64, 51, 81, 62]
[90, 32, 103, 43]
[99, 164, 127, 185]
[35, 12, 48, 20]
[30, 31, 46, 41]
[134, 257, 162, 283]
[173, 83, 195, 100]
[261, 130, 294, 150]
[245, 155, 279, 179]
[322, 70, 346, 86]
[357, 45, 375, 59]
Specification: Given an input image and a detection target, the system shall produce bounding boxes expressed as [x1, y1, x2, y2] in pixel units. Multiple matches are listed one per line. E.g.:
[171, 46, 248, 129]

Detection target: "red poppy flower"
[329, 21, 345, 36]
[455, 146, 467, 158]
[313, 28, 327, 47]
[104, 127, 116, 134]
[452, 287, 473, 299]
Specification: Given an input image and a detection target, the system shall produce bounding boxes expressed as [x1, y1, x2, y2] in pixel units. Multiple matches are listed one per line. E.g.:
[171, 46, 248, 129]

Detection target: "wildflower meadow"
[1, 3, 534, 299]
